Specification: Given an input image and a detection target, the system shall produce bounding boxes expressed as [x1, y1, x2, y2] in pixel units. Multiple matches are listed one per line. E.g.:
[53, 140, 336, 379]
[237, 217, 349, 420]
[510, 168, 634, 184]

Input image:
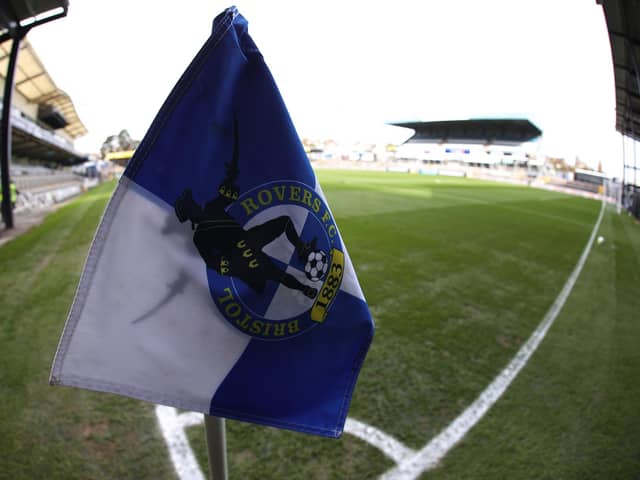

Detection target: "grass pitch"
[1, 171, 639, 479]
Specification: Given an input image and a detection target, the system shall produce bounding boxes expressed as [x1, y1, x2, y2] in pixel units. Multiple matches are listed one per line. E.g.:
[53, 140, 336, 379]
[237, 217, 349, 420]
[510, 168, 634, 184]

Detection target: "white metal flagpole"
[204, 415, 229, 480]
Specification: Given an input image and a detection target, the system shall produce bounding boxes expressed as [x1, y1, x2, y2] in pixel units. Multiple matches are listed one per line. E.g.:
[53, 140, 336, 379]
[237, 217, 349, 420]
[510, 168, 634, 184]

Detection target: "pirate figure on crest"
[174, 121, 319, 300]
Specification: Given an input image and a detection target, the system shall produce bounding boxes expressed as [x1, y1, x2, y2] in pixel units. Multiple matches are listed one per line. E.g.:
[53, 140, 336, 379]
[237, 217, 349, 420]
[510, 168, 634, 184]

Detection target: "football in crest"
[304, 250, 329, 282]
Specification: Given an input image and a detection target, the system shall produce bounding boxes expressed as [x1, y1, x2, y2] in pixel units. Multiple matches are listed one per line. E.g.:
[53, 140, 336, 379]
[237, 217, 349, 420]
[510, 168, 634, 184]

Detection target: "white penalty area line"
[381, 199, 606, 480]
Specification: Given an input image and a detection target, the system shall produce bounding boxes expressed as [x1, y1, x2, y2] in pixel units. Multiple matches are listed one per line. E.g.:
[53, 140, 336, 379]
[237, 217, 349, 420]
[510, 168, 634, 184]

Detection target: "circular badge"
[207, 181, 345, 340]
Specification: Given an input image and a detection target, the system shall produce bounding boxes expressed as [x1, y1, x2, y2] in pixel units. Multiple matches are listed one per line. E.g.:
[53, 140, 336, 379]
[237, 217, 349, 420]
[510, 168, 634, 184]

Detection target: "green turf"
[430, 204, 640, 479]
[319, 170, 599, 447]
[186, 170, 637, 479]
[2, 170, 638, 479]
[0, 181, 175, 480]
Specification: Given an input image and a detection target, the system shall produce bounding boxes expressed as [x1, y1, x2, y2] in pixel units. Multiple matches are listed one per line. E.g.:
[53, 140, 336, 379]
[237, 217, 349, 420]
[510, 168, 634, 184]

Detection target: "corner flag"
[50, 7, 374, 438]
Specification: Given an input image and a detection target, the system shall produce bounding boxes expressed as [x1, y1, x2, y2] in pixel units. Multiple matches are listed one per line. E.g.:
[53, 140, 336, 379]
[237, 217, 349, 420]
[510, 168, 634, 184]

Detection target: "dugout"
[599, 0, 640, 218]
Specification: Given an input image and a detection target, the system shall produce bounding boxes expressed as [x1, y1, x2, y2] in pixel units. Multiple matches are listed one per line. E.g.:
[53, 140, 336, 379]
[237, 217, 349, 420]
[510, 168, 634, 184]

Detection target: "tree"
[100, 129, 140, 158]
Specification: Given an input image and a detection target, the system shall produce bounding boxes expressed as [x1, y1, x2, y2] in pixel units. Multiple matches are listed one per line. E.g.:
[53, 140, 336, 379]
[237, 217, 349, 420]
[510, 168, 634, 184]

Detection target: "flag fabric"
[50, 7, 374, 438]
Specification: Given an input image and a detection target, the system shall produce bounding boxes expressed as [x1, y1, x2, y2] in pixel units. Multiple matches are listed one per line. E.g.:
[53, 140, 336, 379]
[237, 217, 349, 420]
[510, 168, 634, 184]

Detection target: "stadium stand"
[599, 0, 640, 219]
[13, 165, 77, 189]
[563, 168, 608, 194]
[0, 38, 86, 165]
[0, 27, 89, 220]
[391, 118, 544, 180]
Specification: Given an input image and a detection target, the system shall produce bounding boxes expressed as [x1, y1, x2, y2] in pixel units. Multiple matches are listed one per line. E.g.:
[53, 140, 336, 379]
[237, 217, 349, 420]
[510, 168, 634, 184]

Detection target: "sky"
[25, 0, 629, 176]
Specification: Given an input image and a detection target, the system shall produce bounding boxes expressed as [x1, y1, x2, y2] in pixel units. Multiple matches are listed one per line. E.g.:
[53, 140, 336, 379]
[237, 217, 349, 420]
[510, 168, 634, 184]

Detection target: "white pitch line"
[345, 418, 415, 464]
[155, 406, 206, 480]
[380, 200, 606, 480]
[156, 407, 416, 479]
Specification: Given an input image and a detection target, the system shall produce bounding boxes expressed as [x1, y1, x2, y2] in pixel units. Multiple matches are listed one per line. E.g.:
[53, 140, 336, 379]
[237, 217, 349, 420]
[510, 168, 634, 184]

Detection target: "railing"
[13, 171, 81, 191]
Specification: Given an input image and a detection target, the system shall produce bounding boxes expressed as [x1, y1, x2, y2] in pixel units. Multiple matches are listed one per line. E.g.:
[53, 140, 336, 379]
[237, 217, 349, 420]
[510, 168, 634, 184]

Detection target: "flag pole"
[204, 415, 229, 480]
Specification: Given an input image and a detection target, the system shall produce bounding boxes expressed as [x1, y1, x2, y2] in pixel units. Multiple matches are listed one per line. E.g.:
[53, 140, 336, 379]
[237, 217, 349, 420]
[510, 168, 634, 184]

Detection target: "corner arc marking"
[155, 405, 206, 480]
[155, 406, 412, 479]
[344, 418, 415, 463]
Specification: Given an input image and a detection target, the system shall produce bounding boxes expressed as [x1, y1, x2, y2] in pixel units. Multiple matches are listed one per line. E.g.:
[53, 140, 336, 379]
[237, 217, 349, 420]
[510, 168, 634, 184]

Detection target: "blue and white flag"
[50, 7, 374, 438]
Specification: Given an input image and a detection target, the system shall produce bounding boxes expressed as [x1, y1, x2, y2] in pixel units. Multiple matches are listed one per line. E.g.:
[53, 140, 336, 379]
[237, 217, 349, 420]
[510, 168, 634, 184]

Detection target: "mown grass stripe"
[381, 199, 606, 480]
[4, 171, 634, 479]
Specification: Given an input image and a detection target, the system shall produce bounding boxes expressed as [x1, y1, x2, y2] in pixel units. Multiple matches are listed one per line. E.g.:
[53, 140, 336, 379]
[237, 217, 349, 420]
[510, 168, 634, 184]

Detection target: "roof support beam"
[614, 62, 636, 76]
[615, 85, 640, 102]
[14, 70, 47, 86]
[609, 30, 640, 49]
[616, 116, 640, 129]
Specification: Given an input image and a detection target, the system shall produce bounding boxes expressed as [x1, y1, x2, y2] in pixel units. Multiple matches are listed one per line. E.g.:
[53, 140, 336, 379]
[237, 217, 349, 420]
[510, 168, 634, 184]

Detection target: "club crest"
[174, 123, 344, 340]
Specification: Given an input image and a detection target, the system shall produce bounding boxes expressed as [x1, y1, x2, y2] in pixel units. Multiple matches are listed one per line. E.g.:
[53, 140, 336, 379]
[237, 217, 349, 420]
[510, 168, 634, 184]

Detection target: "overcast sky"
[26, 0, 630, 176]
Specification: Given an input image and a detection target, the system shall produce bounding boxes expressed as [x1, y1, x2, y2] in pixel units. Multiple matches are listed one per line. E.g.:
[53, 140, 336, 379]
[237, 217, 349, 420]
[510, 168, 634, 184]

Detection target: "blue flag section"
[50, 7, 374, 438]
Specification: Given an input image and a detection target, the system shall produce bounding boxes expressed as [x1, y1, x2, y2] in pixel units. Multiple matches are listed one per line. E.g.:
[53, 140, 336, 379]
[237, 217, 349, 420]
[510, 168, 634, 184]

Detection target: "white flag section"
[51, 179, 250, 412]
[51, 7, 373, 438]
